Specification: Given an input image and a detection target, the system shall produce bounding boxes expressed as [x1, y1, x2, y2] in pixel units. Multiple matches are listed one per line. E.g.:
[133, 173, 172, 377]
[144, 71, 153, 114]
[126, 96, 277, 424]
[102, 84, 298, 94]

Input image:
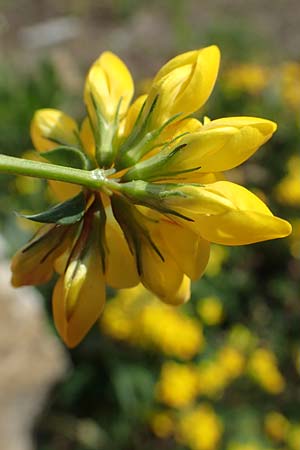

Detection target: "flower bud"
[31, 109, 79, 151]
[144, 46, 220, 130]
[163, 181, 292, 245]
[52, 213, 106, 347]
[84, 51, 134, 124]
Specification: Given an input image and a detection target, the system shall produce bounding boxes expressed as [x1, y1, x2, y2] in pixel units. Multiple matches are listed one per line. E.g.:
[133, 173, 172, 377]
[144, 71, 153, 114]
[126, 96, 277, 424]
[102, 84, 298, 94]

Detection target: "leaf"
[20, 191, 86, 225]
[41, 146, 91, 170]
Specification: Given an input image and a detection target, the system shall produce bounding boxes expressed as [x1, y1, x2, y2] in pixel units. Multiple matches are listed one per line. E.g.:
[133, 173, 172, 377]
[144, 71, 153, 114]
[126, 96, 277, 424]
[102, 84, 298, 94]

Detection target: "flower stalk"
[0, 154, 120, 192]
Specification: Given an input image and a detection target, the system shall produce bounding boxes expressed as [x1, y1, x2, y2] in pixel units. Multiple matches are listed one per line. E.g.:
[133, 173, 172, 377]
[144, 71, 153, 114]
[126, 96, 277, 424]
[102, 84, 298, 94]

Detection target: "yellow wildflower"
[197, 296, 224, 325]
[197, 347, 244, 398]
[228, 324, 258, 352]
[227, 442, 263, 450]
[177, 404, 223, 450]
[223, 63, 270, 95]
[197, 360, 229, 398]
[155, 361, 199, 408]
[287, 424, 300, 450]
[264, 411, 290, 442]
[150, 411, 174, 438]
[101, 285, 204, 359]
[280, 62, 300, 111]
[275, 155, 300, 207]
[288, 219, 300, 259]
[247, 348, 285, 394]
[217, 346, 245, 379]
[11, 46, 291, 346]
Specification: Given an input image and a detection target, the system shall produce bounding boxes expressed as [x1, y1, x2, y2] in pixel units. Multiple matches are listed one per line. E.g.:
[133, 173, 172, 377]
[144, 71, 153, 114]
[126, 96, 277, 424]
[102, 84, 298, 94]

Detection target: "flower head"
[11, 46, 292, 346]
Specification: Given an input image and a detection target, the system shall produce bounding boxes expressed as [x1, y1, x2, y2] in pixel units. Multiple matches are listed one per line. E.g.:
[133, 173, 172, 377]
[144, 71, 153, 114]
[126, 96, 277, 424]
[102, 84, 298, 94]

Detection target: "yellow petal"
[31, 109, 79, 151]
[161, 117, 202, 139]
[80, 117, 96, 157]
[160, 116, 276, 176]
[140, 225, 185, 302]
[165, 181, 292, 245]
[162, 275, 191, 305]
[159, 219, 210, 280]
[105, 210, 139, 289]
[196, 116, 277, 172]
[145, 46, 220, 128]
[48, 180, 81, 202]
[11, 224, 75, 287]
[84, 51, 134, 123]
[121, 94, 147, 138]
[52, 241, 106, 348]
[196, 210, 292, 245]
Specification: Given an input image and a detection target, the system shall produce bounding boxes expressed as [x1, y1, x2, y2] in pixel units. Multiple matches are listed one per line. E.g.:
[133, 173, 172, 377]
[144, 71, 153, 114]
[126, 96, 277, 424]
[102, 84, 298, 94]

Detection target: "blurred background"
[0, 1, 300, 450]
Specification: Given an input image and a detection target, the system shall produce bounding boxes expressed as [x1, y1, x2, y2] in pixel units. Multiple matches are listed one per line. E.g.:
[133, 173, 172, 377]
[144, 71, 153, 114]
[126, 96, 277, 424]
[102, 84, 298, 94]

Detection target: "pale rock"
[0, 238, 69, 450]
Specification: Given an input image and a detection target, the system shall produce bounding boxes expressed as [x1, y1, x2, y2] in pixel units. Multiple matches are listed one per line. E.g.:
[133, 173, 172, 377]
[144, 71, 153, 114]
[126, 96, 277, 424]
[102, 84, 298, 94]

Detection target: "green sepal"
[115, 108, 183, 170]
[111, 194, 164, 275]
[20, 191, 86, 225]
[89, 92, 120, 169]
[41, 146, 92, 170]
[120, 180, 194, 221]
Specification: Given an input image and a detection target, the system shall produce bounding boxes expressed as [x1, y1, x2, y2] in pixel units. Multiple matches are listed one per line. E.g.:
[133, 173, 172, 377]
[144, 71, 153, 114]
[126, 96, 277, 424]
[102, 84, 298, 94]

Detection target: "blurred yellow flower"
[150, 411, 174, 438]
[197, 295, 224, 325]
[177, 404, 223, 450]
[227, 442, 263, 450]
[228, 324, 258, 352]
[205, 244, 229, 277]
[264, 411, 290, 442]
[197, 360, 229, 397]
[288, 219, 300, 259]
[101, 285, 204, 359]
[275, 155, 300, 207]
[156, 361, 199, 408]
[223, 63, 270, 95]
[217, 346, 245, 379]
[197, 346, 245, 397]
[287, 424, 300, 450]
[280, 62, 300, 111]
[247, 348, 285, 394]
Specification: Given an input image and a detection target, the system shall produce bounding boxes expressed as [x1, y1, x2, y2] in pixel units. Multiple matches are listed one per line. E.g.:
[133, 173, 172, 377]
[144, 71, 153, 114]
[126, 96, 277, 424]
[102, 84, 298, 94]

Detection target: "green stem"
[0, 154, 120, 192]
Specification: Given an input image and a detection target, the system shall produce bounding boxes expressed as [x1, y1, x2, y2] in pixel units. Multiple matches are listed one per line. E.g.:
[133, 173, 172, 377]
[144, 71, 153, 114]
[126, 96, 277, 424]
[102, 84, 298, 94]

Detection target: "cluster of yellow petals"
[177, 404, 223, 450]
[247, 348, 286, 394]
[275, 155, 300, 207]
[101, 285, 203, 360]
[11, 45, 292, 347]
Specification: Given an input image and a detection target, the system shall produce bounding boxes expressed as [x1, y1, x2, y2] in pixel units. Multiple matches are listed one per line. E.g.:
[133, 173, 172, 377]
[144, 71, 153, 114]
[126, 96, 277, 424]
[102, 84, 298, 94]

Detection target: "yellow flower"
[102, 284, 204, 359]
[197, 296, 224, 325]
[227, 442, 263, 450]
[162, 181, 290, 245]
[177, 404, 223, 450]
[217, 346, 245, 379]
[247, 348, 286, 394]
[280, 62, 300, 110]
[223, 63, 270, 95]
[143, 46, 220, 130]
[156, 361, 199, 408]
[84, 51, 134, 123]
[264, 411, 290, 442]
[287, 424, 300, 450]
[11, 46, 292, 346]
[197, 360, 229, 397]
[11, 223, 77, 287]
[150, 412, 174, 438]
[275, 155, 300, 207]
